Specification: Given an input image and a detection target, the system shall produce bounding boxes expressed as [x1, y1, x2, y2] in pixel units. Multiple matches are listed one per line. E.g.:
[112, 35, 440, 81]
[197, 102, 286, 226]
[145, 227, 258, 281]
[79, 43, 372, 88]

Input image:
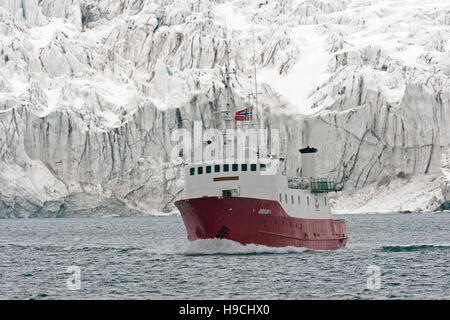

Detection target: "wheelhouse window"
[214, 165, 220, 172]
[223, 164, 229, 172]
[232, 164, 238, 171]
[197, 167, 203, 175]
[190, 168, 195, 176]
[206, 166, 211, 173]
[241, 164, 247, 171]
[222, 188, 239, 197]
[251, 164, 257, 171]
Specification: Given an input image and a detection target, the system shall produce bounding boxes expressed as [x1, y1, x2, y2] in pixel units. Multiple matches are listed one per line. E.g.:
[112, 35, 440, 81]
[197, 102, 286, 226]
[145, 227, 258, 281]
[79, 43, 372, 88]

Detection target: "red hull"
[175, 196, 348, 250]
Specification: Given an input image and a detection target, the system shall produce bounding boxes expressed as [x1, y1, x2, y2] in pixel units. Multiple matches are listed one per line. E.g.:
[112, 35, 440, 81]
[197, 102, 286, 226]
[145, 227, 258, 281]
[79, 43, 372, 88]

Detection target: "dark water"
[0, 214, 449, 299]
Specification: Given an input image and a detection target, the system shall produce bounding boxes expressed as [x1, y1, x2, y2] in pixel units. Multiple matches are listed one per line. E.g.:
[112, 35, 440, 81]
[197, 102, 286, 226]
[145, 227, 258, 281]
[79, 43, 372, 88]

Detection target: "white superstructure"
[184, 159, 334, 220]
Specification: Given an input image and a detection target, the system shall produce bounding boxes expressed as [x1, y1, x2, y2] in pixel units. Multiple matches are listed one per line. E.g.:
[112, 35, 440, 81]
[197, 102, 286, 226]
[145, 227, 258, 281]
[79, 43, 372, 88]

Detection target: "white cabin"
[183, 160, 334, 220]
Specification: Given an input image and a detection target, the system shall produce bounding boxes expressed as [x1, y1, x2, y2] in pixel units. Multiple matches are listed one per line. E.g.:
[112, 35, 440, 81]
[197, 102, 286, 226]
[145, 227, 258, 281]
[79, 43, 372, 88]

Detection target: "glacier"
[0, 0, 449, 217]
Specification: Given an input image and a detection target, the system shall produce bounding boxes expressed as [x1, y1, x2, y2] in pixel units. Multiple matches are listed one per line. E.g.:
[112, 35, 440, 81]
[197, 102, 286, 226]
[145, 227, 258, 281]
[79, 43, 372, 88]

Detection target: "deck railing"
[288, 177, 337, 193]
[309, 178, 337, 193]
[287, 177, 309, 190]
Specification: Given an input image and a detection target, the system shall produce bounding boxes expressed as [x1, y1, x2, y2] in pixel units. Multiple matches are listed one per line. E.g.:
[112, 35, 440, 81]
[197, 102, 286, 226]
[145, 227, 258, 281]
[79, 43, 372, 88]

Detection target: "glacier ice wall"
[0, 0, 449, 217]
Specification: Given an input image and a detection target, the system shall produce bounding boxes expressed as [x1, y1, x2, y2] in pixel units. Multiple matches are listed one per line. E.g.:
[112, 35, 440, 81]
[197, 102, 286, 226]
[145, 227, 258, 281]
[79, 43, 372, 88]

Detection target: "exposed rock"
[30, 192, 144, 218]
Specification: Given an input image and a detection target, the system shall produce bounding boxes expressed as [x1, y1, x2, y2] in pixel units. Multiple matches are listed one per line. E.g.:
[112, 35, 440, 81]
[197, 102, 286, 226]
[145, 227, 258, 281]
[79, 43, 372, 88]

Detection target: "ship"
[175, 146, 348, 250]
[174, 36, 348, 250]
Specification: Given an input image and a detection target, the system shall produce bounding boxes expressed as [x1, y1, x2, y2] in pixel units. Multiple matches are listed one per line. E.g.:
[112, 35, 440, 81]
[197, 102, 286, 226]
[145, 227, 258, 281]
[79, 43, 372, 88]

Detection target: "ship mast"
[220, 37, 236, 162]
[251, 21, 259, 126]
[219, 17, 260, 163]
[250, 18, 262, 162]
[222, 42, 235, 130]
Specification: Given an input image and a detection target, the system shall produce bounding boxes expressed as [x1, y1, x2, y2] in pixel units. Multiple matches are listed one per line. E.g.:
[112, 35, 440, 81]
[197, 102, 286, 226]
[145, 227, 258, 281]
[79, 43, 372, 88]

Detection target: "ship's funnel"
[299, 146, 317, 178]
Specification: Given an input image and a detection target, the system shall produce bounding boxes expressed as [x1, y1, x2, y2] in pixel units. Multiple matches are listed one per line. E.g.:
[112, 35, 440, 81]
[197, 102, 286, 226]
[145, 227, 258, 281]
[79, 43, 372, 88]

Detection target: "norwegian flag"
[235, 106, 253, 121]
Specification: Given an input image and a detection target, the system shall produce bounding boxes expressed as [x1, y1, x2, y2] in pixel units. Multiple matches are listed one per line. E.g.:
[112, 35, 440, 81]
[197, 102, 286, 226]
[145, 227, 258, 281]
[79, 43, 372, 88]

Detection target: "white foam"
[148, 238, 308, 255]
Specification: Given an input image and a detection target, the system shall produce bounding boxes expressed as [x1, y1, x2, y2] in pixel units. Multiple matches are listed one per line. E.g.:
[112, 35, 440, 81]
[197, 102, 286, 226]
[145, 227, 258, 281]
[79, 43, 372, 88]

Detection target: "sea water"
[0, 214, 448, 299]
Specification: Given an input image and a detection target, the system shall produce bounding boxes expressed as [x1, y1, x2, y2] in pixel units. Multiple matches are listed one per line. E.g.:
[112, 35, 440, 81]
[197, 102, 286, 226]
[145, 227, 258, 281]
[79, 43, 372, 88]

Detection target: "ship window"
[251, 164, 257, 171]
[324, 197, 326, 205]
[307, 196, 309, 206]
[241, 164, 247, 171]
[222, 188, 239, 197]
[206, 165, 211, 173]
[291, 195, 294, 204]
[214, 165, 220, 172]
[298, 196, 301, 204]
[285, 194, 288, 203]
[232, 163, 238, 171]
[197, 167, 203, 175]
[260, 163, 266, 171]
[223, 164, 229, 172]
[190, 168, 195, 176]
[279, 193, 282, 202]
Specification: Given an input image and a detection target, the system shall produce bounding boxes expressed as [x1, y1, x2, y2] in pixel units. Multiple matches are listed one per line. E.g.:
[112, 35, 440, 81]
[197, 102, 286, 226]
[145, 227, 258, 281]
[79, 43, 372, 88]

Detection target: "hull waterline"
[175, 196, 348, 250]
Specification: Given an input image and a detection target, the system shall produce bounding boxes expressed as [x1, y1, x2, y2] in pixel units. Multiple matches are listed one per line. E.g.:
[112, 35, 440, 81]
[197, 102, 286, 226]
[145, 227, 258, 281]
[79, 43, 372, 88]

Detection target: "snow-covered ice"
[0, 0, 448, 217]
